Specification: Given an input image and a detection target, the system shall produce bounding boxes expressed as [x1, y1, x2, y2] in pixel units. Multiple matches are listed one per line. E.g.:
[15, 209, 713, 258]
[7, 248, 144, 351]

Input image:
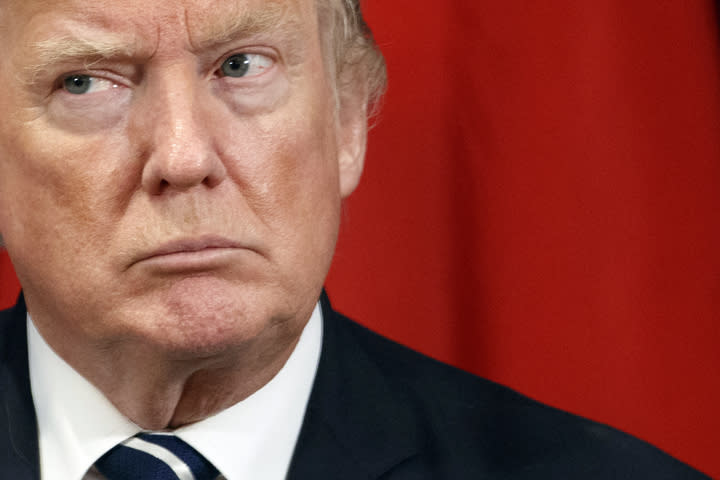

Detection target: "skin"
[0, 0, 366, 428]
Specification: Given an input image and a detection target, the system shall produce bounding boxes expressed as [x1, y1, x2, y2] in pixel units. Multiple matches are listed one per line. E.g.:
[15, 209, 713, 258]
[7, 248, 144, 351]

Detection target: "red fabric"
[2, 1, 719, 476]
[327, 1, 720, 476]
[0, 252, 18, 307]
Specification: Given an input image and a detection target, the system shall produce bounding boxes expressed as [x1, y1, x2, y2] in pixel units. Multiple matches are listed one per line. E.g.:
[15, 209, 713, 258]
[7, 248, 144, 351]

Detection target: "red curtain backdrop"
[2, 1, 719, 477]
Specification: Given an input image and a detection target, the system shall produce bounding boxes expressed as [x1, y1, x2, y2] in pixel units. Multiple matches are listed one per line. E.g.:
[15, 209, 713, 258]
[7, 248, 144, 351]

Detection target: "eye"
[219, 53, 273, 78]
[61, 74, 116, 95]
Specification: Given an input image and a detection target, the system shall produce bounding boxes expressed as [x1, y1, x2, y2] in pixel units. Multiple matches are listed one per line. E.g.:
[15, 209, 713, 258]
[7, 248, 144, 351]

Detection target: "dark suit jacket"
[0, 294, 710, 479]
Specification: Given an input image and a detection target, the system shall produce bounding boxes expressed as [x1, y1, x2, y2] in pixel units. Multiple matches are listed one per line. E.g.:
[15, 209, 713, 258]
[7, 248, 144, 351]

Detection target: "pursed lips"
[128, 235, 245, 271]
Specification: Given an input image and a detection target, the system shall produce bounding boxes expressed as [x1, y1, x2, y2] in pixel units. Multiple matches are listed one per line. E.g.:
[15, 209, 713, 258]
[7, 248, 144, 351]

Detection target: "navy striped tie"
[94, 433, 220, 480]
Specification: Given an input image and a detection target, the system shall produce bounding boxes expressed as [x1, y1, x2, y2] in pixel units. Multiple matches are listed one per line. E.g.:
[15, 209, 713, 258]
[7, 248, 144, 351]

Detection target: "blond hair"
[319, 0, 387, 118]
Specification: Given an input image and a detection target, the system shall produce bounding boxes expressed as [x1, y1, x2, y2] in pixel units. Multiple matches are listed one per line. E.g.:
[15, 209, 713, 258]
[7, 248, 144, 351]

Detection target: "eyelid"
[53, 68, 131, 92]
[213, 49, 278, 79]
[62, 75, 114, 95]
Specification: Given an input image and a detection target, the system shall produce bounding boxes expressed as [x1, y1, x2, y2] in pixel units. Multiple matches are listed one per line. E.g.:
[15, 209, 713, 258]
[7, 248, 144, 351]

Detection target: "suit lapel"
[0, 292, 426, 479]
[0, 295, 40, 478]
[287, 293, 423, 479]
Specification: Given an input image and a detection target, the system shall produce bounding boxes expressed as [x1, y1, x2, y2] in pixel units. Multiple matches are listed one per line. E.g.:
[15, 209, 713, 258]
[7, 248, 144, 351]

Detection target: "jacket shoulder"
[0, 298, 41, 478]
[330, 310, 710, 479]
[0, 301, 26, 360]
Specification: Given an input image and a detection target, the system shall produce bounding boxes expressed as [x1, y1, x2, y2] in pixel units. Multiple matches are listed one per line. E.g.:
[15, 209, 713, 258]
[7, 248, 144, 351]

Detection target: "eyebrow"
[31, 36, 134, 61]
[188, 2, 301, 50]
[21, 2, 305, 85]
[22, 33, 142, 86]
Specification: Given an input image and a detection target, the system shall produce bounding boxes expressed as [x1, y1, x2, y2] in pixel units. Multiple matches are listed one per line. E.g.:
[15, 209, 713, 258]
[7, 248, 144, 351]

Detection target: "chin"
[124, 276, 306, 357]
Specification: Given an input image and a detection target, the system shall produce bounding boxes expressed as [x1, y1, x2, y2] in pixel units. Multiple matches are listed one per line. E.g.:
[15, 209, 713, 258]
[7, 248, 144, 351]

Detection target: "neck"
[99, 338, 300, 429]
[32, 315, 304, 430]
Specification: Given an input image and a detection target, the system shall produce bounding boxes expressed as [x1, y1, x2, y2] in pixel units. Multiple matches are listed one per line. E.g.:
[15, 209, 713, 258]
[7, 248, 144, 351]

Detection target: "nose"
[138, 67, 227, 195]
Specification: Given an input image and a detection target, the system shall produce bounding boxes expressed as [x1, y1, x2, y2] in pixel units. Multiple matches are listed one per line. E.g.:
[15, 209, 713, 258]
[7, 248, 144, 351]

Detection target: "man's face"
[0, 0, 364, 355]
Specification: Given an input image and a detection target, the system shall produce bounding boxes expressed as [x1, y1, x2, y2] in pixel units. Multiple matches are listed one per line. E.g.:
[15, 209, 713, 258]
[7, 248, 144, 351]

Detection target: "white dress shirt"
[28, 304, 323, 480]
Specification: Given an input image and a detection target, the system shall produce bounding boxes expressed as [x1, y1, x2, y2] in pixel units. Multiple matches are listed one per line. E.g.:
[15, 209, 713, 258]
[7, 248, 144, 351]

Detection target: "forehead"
[1, 0, 317, 55]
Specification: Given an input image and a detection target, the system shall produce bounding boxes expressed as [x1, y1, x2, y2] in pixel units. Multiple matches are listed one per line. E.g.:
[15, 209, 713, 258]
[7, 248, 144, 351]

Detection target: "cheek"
[0, 124, 134, 274]
[220, 96, 341, 224]
[214, 95, 342, 291]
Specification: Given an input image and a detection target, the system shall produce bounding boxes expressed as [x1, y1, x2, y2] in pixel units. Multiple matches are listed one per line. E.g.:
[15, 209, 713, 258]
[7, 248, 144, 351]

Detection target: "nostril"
[141, 140, 228, 193]
[202, 174, 221, 188]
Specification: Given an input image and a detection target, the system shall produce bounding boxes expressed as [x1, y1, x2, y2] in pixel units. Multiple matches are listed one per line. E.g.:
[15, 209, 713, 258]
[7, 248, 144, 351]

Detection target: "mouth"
[130, 236, 246, 273]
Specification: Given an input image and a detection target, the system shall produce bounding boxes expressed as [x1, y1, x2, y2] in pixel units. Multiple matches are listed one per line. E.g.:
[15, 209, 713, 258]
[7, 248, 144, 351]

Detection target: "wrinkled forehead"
[0, 0, 319, 56]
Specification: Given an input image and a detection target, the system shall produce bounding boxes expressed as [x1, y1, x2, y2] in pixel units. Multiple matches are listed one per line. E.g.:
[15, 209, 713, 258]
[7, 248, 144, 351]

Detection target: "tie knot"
[95, 433, 220, 480]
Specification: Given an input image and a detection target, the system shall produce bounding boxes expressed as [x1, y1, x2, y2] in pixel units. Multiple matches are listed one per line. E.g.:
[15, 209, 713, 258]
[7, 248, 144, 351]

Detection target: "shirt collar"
[28, 304, 323, 480]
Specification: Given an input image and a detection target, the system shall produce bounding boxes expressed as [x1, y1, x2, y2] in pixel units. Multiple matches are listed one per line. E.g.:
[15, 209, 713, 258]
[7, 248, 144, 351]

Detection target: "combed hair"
[319, 0, 387, 118]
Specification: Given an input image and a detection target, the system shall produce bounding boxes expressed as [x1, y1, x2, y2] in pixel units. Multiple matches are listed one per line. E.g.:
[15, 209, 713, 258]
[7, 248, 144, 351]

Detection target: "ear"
[337, 90, 368, 199]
